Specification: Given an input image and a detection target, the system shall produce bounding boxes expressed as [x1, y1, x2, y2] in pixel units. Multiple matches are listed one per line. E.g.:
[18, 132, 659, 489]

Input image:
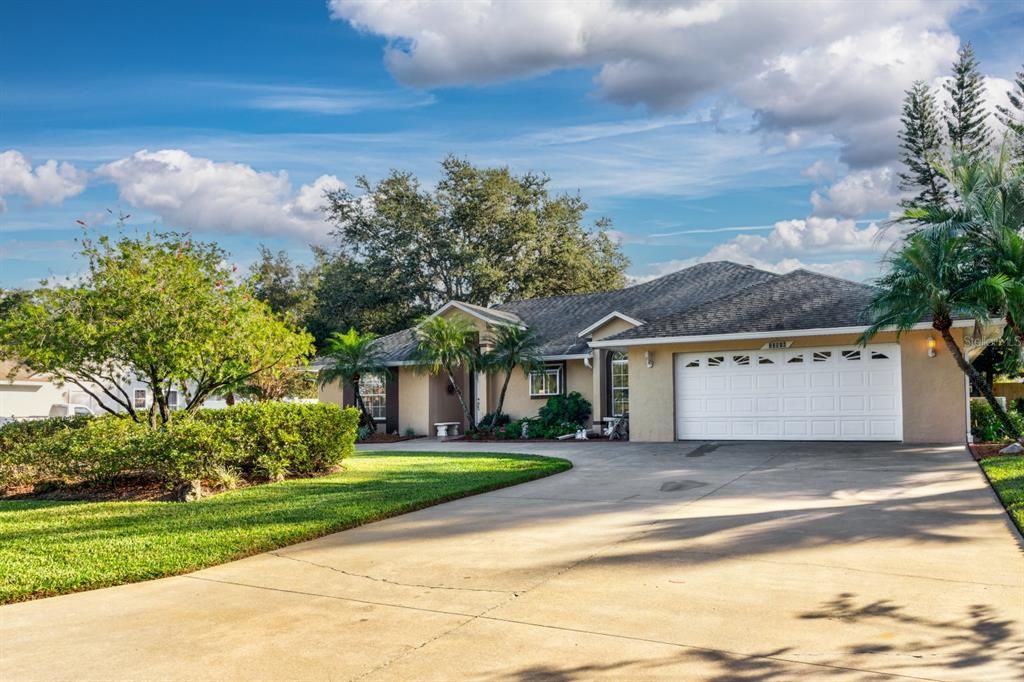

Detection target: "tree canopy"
[0, 232, 312, 425]
[316, 156, 629, 338]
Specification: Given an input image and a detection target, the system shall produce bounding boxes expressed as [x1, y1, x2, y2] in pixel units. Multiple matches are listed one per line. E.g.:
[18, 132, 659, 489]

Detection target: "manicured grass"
[980, 456, 1024, 533]
[0, 452, 571, 604]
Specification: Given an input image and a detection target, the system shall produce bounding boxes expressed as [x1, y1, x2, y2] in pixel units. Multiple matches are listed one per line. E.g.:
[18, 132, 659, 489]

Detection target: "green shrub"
[0, 416, 91, 453]
[1, 402, 359, 491]
[0, 416, 95, 489]
[538, 392, 591, 432]
[970, 398, 1024, 442]
[195, 402, 359, 478]
[356, 425, 371, 442]
[478, 411, 511, 430]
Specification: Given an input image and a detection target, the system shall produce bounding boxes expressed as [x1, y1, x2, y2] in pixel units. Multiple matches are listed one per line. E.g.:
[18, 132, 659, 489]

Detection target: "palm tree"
[907, 148, 1024, 340]
[860, 231, 1019, 440]
[480, 324, 543, 429]
[317, 328, 387, 433]
[411, 315, 479, 430]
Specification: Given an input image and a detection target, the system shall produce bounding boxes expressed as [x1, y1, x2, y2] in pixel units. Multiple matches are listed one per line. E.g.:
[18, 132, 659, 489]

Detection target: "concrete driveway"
[2, 441, 1022, 681]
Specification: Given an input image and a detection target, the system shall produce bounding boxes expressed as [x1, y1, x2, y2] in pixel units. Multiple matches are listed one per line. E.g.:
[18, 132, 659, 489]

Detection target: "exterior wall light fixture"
[644, 350, 654, 368]
[927, 336, 937, 358]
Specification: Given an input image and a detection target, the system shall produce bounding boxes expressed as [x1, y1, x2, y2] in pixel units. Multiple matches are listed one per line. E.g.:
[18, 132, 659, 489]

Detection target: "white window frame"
[610, 351, 629, 417]
[359, 374, 387, 421]
[167, 389, 179, 409]
[529, 365, 562, 397]
[133, 389, 147, 409]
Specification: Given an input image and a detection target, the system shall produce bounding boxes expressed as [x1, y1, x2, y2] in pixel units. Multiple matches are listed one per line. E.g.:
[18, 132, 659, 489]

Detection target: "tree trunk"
[1006, 313, 1024, 346]
[445, 365, 475, 431]
[490, 369, 514, 428]
[352, 376, 377, 433]
[225, 391, 236, 407]
[937, 321, 1020, 441]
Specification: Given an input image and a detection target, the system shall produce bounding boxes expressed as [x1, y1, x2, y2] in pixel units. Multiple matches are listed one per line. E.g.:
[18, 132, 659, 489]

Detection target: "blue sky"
[2, 0, 1022, 288]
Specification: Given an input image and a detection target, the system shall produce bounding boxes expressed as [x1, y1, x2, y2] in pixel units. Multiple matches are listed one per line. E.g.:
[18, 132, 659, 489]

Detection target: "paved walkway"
[2, 441, 1022, 681]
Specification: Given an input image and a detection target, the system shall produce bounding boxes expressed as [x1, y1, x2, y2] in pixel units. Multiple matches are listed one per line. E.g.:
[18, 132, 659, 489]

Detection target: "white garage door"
[674, 344, 902, 441]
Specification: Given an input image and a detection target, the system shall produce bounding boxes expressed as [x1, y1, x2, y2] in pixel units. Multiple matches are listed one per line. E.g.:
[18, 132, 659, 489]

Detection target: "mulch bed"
[360, 433, 421, 444]
[2, 474, 179, 502]
[968, 443, 1024, 460]
[454, 435, 615, 443]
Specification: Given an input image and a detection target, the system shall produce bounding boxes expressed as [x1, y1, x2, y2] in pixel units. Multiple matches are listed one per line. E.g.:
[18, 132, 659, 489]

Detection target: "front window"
[134, 389, 147, 409]
[529, 366, 562, 397]
[610, 352, 629, 416]
[359, 374, 386, 420]
[167, 390, 179, 409]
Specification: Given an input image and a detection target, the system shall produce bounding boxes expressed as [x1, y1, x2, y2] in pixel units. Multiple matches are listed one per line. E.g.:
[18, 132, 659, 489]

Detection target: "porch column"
[591, 349, 606, 428]
[476, 371, 490, 422]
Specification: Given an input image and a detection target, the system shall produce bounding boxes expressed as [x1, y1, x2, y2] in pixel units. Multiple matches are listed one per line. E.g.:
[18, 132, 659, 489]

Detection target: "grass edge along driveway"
[0, 451, 571, 604]
[980, 455, 1024, 535]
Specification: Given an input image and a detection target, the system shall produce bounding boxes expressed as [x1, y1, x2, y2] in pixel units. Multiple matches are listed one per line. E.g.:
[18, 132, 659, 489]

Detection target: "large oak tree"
[314, 156, 629, 338]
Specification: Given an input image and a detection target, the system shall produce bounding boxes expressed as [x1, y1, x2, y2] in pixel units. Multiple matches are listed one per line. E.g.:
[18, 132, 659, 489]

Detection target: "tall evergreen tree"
[996, 65, 1024, 162]
[944, 43, 992, 157]
[898, 81, 948, 209]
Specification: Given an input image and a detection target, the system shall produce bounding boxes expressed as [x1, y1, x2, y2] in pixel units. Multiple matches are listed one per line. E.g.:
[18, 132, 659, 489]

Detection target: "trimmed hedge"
[195, 402, 358, 479]
[0, 402, 359, 491]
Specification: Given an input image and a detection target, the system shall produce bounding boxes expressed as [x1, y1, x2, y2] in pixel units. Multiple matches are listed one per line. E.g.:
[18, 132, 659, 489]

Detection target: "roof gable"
[577, 311, 644, 339]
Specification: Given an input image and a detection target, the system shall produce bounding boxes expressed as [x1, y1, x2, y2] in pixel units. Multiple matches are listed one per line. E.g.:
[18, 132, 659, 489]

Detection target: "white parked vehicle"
[48, 403, 96, 418]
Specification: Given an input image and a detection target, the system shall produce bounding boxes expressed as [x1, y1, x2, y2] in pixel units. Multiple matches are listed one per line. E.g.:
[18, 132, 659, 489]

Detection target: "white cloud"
[710, 217, 895, 260]
[200, 82, 436, 115]
[331, 0, 966, 167]
[0, 150, 88, 210]
[635, 214, 902, 284]
[96, 149, 344, 242]
[810, 167, 903, 219]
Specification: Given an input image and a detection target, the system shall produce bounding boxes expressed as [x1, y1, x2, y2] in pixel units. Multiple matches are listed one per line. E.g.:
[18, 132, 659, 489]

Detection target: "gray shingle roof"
[368, 261, 778, 362]
[492, 261, 778, 355]
[604, 269, 877, 341]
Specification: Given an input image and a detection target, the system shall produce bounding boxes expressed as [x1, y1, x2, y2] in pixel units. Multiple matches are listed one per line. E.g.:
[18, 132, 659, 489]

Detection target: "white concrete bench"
[434, 422, 461, 438]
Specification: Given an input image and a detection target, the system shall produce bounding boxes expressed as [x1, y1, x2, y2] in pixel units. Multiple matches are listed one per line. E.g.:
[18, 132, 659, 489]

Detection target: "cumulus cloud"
[810, 167, 903, 219]
[636, 214, 902, 284]
[0, 150, 88, 210]
[96, 150, 344, 242]
[331, 0, 965, 166]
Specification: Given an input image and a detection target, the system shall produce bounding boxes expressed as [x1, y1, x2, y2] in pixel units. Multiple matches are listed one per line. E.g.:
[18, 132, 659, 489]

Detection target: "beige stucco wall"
[590, 317, 639, 341]
[317, 379, 344, 407]
[486, 359, 595, 423]
[397, 368, 430, 436]
[626, 328, 968, 444]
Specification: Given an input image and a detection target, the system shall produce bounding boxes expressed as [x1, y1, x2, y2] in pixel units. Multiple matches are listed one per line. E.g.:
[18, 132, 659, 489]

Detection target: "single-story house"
[318, 261, 975, 443]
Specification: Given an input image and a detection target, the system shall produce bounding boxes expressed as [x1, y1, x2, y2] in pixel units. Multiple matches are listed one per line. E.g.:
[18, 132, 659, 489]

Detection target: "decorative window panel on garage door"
[674, 344, 902, 441]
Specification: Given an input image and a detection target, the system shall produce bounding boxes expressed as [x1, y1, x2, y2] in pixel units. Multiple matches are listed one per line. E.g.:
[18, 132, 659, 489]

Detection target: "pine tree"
[944, 43, 992, 157]
[996, 65, 1024, 161]
[898, 81, 948, 209]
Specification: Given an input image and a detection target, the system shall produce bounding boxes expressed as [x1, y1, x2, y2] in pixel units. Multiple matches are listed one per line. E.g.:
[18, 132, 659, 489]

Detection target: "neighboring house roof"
[600, 269, 878, 343]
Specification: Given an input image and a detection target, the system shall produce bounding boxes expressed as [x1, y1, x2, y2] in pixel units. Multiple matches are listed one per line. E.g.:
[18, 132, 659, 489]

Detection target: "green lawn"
[980, 456, 1024, 533]
[0, 452, 571, 604]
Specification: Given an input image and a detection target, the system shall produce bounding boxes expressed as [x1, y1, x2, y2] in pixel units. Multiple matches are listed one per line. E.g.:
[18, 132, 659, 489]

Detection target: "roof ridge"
[784, 267, 877, 290]
[495, 261, 777, 310]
